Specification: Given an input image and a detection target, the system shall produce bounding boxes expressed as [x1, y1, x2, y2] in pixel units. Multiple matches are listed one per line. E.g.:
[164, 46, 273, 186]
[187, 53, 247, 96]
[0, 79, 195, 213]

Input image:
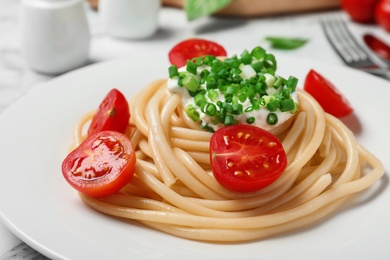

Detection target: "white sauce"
[167, 63, 298, 131]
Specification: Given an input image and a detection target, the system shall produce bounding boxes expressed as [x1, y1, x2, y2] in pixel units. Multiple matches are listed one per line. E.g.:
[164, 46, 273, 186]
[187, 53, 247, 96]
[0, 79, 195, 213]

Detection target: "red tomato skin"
[210, 125, 287, 193]
[62, 131, 136, 197]
[376, 0, 390, 32]
[88, 89, 130, 136]
[168, 38, 227, 67]
[304, 69, 353, 118]
[341, 0, 379, 23]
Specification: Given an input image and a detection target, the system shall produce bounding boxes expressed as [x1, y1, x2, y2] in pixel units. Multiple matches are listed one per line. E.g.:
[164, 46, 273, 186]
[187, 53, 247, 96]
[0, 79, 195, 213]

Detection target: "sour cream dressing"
[167, 62, 298, 131]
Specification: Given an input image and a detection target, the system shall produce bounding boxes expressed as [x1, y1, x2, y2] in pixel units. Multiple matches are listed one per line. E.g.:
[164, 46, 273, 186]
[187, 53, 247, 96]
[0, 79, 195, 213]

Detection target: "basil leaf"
[265, 37, 308, 50]
[184, 0, 233, 21]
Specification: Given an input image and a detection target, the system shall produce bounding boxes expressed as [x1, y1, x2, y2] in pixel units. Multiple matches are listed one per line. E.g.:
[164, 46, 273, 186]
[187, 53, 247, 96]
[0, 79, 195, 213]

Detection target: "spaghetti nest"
[74, 79, 384, 242]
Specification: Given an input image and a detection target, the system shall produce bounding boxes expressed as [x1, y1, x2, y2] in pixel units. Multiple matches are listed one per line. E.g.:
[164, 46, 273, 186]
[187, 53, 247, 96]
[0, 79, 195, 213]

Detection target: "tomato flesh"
[304, 69, 353, 118]
[88, 88, 130, 136]
[210, 124, 287, 192]
[62, 131, 136, 197]
[168, 38, 227, 67]
[376, 0, 390, 32]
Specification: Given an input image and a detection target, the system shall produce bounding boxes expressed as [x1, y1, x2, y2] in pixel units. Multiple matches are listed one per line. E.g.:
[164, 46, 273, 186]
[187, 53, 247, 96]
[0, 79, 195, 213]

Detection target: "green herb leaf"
[184, 0, 233, 21]
[265, 37, 308, 50]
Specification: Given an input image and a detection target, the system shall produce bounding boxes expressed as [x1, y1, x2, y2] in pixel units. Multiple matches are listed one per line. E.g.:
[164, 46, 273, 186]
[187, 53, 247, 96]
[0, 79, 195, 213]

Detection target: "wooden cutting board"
[88, 0, 341, 16]
[163, 0, 341, 17]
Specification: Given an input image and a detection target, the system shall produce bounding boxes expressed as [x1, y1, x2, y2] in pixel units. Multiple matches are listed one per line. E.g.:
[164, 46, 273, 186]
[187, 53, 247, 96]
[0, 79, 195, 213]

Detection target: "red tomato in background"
[62, 131, 136, 197]
[341, 0, 379, 23]
[210, 124, 287, 193]
[168, 38, 227, 67]
[304, 69, 353, 118]
[376, 0, 390, 31]
[88, 88, 130, 136]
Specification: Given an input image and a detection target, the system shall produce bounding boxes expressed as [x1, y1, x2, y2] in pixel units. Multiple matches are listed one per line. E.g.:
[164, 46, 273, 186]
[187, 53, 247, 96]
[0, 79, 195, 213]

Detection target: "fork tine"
[321, 14, 374, 67]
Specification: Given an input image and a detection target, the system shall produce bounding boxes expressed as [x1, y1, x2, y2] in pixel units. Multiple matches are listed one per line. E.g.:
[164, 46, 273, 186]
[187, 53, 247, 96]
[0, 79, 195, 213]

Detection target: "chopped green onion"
[206, 72, 217, 81]
[200, 122, 215, 133]
[202, 103, 217, 116]
[280, 88, 291, 99]
[185, 105, 200, 122]
[167, 45, 300, 131]
[245, 106, 253, 112]
[193, 57, 203, 66]
[199, 69, 210, 79]
[286, 76, 298, 91]
[291, 102, 299, 113]
[251, 46, 266, 60]
[208, 89, 218, 101]
[218, 81, 227, 91]
[280, 99, 295, 112]
[267, 113, 278, 125]
[273, 76, 285, 88]
[168, 65, 179, 78]
[177, 74, 185, 87]
[238, 93, 247, 102]
[246, 86, 256, 99]
[225, 85, 238, 98]
[232, 103, 243, 115]
[259, 97, 267, 107]
[247, 116, 255, 124]
[263, 73, 276, 88]
[267, 99, 280, 112]
[255, 82, 267, 96]
[186, 60, 198, 75]
[264, 54, 277, 70]
[194, 93, 207, 106]
[182, 75, 199, 92]
[222, 102, 233, 113]
[206, 81, 217, 90]
[211, 59, 224, 72]
[224, 115, 235, 126]
[224, 57, 241, 68]
[252, 99, 261, 110]
[203, 55, 216, 65]
[240, 50, 252, 64]
[251, 62, 263, 72]
[240, 64, 256, 79]
[218, 68, 228, 78]
[210, 116, 220, 125]
[266, 67, 276, 75]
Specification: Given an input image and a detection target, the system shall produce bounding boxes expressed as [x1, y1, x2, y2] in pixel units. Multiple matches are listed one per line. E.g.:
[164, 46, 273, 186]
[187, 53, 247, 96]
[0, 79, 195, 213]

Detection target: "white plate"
[0, 52, 389, 260]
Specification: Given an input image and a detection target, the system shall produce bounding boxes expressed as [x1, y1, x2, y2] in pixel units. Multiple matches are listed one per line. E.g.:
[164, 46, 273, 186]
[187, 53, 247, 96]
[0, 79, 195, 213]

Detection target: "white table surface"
[0, 0, 389, 259]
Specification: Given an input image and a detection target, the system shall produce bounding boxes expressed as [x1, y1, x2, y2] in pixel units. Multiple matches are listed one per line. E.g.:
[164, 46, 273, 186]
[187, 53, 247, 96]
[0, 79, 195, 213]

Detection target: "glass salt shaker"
[20, 0, 90, 75]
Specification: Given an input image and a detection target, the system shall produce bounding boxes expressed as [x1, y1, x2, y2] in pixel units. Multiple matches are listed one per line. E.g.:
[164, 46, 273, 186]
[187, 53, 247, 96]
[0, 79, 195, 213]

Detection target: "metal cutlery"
[321, 14, 390, 80]
[363, 33, 390, 65]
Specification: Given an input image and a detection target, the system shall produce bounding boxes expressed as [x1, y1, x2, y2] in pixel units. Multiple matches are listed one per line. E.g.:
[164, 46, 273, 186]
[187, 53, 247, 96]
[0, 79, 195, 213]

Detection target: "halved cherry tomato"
[62, 131, 136, 197]
[304, 69, 353, 118]
[341, 0, 379, 23]
[210, 124, 287, 192]
[376, 0, 390, 32]
[168, 38, 227, 67]
[88, 89, 130, 136]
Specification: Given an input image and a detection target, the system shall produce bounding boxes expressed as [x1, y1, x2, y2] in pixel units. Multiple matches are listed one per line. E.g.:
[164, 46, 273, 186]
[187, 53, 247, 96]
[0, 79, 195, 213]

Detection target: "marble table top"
[0, 0, 388, 259]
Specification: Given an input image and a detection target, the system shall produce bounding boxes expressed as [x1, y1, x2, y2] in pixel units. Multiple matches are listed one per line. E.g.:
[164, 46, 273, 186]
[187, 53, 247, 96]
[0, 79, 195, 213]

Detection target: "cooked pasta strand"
[73, 79, 384, 242]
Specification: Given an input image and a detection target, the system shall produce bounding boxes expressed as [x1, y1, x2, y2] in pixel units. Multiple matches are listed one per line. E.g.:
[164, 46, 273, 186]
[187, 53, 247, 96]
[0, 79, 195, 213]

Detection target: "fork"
[321, 14, 390, 80]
